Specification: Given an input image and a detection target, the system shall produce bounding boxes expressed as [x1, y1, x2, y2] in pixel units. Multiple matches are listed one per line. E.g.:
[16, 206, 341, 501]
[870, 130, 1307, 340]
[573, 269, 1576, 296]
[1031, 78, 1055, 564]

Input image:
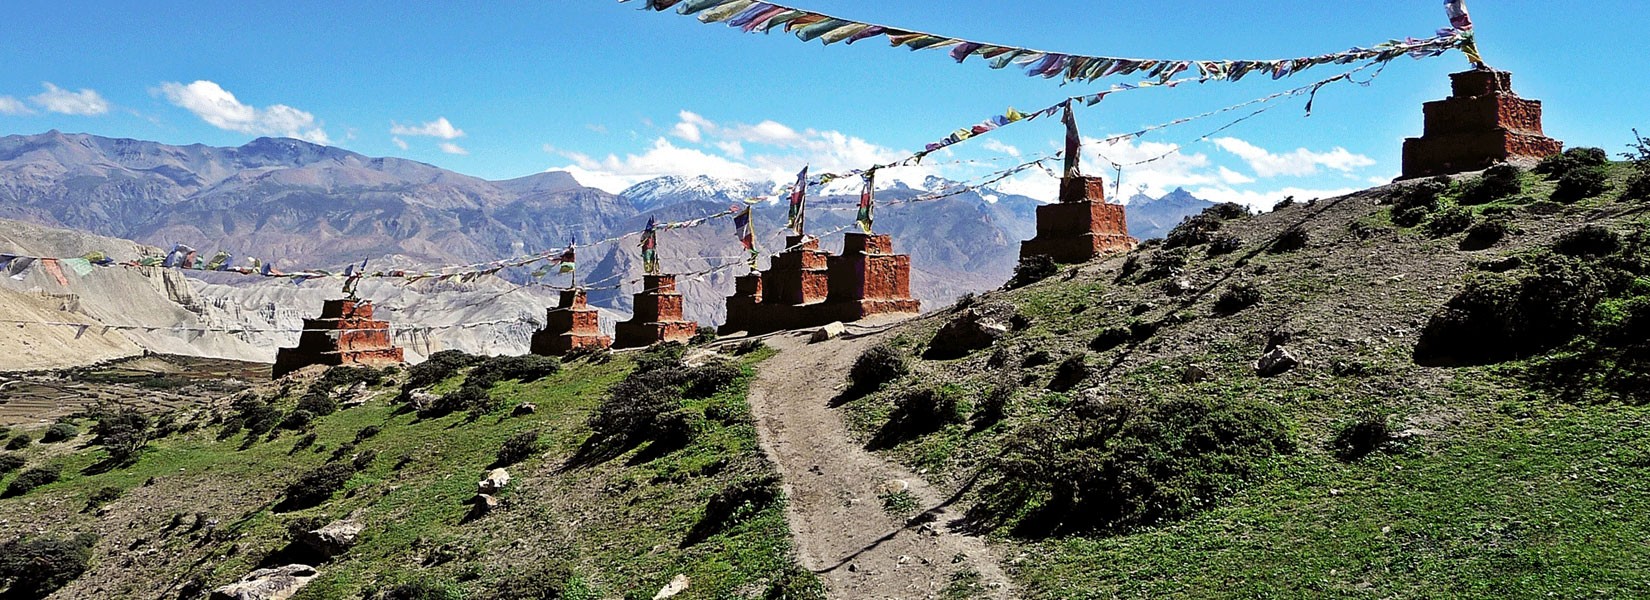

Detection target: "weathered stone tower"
[1401, 67, 1563, 179]
[530, 289, 611, 356]
[723, 233, 920, 335]
[273, 299, 405, 379]
[614, 274, 698, 349]
[1019, 175, 1139, 264]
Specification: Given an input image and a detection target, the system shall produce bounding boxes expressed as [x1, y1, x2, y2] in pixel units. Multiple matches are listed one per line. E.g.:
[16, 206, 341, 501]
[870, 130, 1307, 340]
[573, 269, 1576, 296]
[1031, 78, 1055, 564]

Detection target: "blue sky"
[0, 1, 1643, 208]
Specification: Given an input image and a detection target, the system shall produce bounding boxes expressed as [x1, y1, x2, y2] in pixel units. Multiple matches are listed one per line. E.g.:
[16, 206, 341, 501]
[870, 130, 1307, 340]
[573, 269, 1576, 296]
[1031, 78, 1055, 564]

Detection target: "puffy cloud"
[158, 80, 329, 144]
[550, 137, 773, 193]
[980, 139, 1021, 157]
[391, 137, 409, 150]
[1218, 166, 1255, 185]
[0, 96, 32, 115]
[390, 117, 465, 139]
[438, 142, 468, 155]
[30, 83, 109, 115]
[1211, 137, 1375, 177]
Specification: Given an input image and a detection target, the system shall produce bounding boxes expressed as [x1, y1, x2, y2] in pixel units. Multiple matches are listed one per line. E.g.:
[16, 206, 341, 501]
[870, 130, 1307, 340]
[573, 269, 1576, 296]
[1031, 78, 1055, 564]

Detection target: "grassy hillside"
[0, 344, 819, 599]
[836, 152, 1650, 598]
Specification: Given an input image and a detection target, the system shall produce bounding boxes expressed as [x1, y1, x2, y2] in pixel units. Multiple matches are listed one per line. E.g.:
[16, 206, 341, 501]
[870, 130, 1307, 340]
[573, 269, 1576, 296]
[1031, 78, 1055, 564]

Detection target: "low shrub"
[405, 349, 483, 390]
[1010, 254, 1059, 288]
[1415, 254, 1609, 365]
[351, 448, 379, 471]
[294, 392, 338, 418]
[92, 407, 152, 463]
[229, 397, 280, 438]
[468, 354, 561, 386]
[684, 360, 742, 399]
[764, 566, 827, 600]
[849, 344, 907, 394]
[586, 368, 689, 452]
[1164, 214, 1222, 249]
[1457, 163, 1523, 205]
[1331, 414, 1392, 461]
[373, 578, 465, 600]
[355, 425, 382, 442]
[280, 463, 355, 510]
[972, 396, 1293, 534]
[691, 476, 781, 540]
[1138, 248, 1189, 282]
[633, 342, 686, 374]
[1625, 129, 1650, 203]
[86, 486, 123, 509]
[880, 385, 970, 442]
[4, 434, 29, 450]
[280, 409, 315, 431]
[1534, 146, 1609, 179]
[1089, 326, 1132, 351]
[1423, 204, 1475, 237]
[1392, 178, 1447, 227]
[0, 453, 23, 474]
[1461, 219, 1510, 250]
[0, 533, 97, 598]
[1048, 355, 1089, 391]
[42, 422, 77, 443]
[495, 430, 541, 467]
[1215, 282, 1263, 314]
[1207, 234, 1243, 256]
[1555, 224, 1621, 257]
[688, 328, 718, 346]
[478, 563, 579, 600]
[1551, 166, 1611, 203]
[1269, 227, 1310, 253]
[4, 464, 62, 497]
[1205, 202, 1250, 220]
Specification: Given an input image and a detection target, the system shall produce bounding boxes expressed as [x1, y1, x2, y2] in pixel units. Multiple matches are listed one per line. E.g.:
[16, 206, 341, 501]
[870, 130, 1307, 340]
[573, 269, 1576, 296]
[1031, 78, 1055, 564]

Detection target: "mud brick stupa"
[1019, 175, 1139, 264]
[1401, 67, 1563, 179]
[530, 289, 612, 356]
[273, 299, 405, 378]
[614, 274, 698, 349]
[723, 232, 920, 335]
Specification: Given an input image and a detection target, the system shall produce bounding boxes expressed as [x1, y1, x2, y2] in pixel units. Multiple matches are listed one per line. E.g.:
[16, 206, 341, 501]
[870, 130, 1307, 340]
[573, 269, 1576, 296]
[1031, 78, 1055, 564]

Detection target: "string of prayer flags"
[41, 258, 69, 286]
[640, 217, 661, 275]
[856, 171, 875, 234]
[1445, 0, 1484, 66]
[785, 166, 809, 235]
[2, 255, 34, 281]
[621, 0, 1473, 85]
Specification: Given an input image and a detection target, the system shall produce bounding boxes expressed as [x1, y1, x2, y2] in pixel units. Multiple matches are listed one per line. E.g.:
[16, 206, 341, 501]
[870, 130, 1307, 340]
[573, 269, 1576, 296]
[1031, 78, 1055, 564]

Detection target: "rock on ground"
[209, 564, 318, 600]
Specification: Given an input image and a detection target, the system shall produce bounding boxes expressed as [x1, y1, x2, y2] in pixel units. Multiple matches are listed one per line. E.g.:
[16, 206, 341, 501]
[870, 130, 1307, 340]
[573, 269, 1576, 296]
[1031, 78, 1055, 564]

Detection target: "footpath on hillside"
[744, 328, 1012, 599]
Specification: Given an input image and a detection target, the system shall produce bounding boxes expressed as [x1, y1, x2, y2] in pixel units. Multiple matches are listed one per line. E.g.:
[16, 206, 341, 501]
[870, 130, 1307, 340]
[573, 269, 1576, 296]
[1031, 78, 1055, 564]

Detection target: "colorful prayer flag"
[1445, 0, 1473, 30]
[856, 171, 875, 234]
[556, 242, 577, 274]
[733, 205, 757, 268]
[640, 217, 661, 275]
[785, 166, 809, 235]
[1062, 102, 1082, 178]
[41, 258, 69, 286]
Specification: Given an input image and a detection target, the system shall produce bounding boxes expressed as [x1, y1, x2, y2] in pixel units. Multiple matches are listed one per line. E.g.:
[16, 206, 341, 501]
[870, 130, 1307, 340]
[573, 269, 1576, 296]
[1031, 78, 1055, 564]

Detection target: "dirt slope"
[746, 329, 1012, 599]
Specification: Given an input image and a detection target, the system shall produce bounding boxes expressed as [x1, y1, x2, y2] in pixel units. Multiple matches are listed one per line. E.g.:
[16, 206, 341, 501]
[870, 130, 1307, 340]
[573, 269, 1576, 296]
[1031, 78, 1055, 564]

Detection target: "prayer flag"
[856, 171, 875, 234]
[785, 166, 809, 235]
[556, 241, 577, 274]
[640, 217, 661, 275]
[1445, 0, 1473, 30]
[41, 258, 69, 286]
[1062, 102, 1082, 178]
[7, 256, 34, 281]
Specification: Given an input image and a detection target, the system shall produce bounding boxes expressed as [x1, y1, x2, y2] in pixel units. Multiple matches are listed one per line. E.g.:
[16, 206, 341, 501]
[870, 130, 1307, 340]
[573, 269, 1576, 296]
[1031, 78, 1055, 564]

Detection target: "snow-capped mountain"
[619, 175, 776, 212]
[1124, 187, 1218, 240]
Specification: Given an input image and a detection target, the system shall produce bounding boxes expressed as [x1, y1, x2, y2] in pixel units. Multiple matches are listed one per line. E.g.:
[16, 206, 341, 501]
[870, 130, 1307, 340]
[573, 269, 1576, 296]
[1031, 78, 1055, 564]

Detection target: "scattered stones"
[810, 321, 847, 343]
[1255, 346, 1300, 377]
[468, 493, 499, 516]
[511, 402, 537, 417]
[927, 303, 1020, 359]
[652, 573, 690, 599]
[210, 564, 318, 600]
[478, 468, 511, 495]
[300, 520, 363, 558]
[878, 479, 909, 495]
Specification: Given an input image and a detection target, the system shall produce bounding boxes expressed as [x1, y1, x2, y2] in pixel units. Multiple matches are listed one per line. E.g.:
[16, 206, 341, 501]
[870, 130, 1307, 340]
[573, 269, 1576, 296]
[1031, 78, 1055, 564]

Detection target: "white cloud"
[390, 117, 464, 140]
[158, 80, 329, 144]
[0, 96, 32, 115]
[439, 142, 468, 155]
[1211, 137, 1375, 178]
[980, 139, 1021, 157]
[30, 83, 109, 115]
[1218, 166, 1255, 185]
[556, 111, 942, 194]
[391, 137, 408, 150]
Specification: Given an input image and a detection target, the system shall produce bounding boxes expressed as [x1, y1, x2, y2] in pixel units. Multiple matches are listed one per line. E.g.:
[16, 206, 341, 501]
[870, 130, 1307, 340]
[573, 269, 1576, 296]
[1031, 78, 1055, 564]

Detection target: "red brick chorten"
[614, 274, 698, 349]
[724, 233, 920, 335]
[273, 299, 405, 379]
[1401, 68, 1563, 179]
[1019, 175, 1138, 264]
[530, 289, 611, 356]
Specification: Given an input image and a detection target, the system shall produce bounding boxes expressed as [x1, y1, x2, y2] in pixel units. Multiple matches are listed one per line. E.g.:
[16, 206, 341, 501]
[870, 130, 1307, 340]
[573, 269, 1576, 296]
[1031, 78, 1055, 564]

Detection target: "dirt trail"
[745, 328, 1012, 599]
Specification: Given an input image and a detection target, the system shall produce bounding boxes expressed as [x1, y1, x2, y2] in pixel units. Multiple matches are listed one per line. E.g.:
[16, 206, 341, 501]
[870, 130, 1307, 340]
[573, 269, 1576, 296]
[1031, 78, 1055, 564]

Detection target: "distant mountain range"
[1, 131, 1133, 325]
[1124, 187, 1218, 240]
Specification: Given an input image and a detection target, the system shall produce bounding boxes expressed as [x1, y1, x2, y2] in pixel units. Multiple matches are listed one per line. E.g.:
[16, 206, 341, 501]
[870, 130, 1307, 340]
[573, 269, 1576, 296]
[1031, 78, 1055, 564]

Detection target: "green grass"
[0, 348, 809, 599]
